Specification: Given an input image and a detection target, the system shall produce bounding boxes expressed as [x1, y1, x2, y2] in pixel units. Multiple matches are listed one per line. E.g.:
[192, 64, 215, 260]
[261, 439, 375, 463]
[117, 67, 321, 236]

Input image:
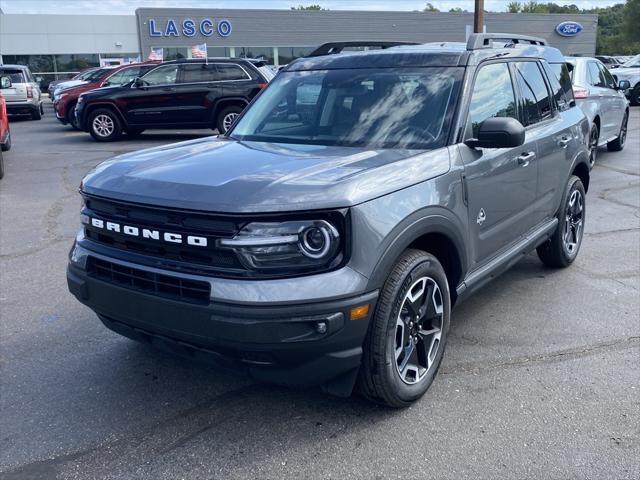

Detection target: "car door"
[597, 62, 626, 139]
[459, 61, 538, 266]
[172, 63, 222, 125]
[586, 60, 613, 139]
[122, 64, 180, 126]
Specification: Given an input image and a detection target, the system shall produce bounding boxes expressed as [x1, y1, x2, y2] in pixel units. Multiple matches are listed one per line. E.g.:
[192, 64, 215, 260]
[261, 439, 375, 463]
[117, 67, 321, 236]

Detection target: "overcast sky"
[0, 0, 624, 14]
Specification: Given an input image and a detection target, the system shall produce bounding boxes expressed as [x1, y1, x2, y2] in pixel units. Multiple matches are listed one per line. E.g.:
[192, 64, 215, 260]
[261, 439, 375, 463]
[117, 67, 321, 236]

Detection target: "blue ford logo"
[556, 21, 583, 37]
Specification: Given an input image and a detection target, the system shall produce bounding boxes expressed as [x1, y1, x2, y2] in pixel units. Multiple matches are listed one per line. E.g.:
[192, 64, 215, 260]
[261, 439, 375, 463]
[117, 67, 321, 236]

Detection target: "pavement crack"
[441, 336, 640, 375]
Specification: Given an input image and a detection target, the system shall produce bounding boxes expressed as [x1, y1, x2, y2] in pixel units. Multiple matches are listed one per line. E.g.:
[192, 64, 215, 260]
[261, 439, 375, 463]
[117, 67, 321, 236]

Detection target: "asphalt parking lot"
[0, 103, 638, 480]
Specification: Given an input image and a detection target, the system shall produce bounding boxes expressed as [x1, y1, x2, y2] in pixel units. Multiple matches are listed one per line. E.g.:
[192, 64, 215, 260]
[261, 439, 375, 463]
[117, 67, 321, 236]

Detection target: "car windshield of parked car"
[229, 67, 463, 150]
[622, 55, 640, 68]
[83, 68, 111, 82]
[0, 69, 25, 83]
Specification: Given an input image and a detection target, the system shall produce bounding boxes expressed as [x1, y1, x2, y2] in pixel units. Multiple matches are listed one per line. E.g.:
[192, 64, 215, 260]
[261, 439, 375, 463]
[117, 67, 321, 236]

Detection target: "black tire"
[587, 124, 598, 170]
[607, 111, 628, 152]
[88, 108, 122, 142]
[0, 150, 4, 180]
[126, 128, 145, 136]
[216, 105, 243, 134]
[66, 103, 80, 130]
[537, 175, 586, 268]
[31, 105, 42, 121]
[358, 249, 451, 408]
[630, 84, 640, 106]
[1, 127, 10, 152]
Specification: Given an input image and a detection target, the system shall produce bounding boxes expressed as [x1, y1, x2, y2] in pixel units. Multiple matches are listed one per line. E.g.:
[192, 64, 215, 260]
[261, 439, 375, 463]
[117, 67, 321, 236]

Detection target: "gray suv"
[67, 35, 591, 407]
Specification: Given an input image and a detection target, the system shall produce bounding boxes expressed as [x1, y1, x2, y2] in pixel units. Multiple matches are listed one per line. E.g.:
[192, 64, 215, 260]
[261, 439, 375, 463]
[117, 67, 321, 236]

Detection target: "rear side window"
[468, 62, 517, 137]
[549, 63, 575, 104]
[0, 69, 25, 83]
[587, 62, 603, 87]
[216, 64, 250, 81]
[542, 62, 572, 111]
[597, 63, 616, 89]
[513, 61, 552, 126]
[180, 64, 219, 83]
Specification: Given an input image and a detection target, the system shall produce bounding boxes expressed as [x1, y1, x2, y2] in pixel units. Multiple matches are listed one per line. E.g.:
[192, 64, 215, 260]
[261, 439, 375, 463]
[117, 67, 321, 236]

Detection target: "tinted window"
[103, 67, 141, 86]
[587, 62, 603, 87]
[598, 63, 616, 88]
[216, 64, 250, 81]
[141, 65, 178, 85]
[0, 69, 26, 83]
[180, 64, 219, 83]
[231, 67, 463, 149]
[513, 61, 552, 126]
[468, 63, 516, 137]
[542, 63, 571, 111]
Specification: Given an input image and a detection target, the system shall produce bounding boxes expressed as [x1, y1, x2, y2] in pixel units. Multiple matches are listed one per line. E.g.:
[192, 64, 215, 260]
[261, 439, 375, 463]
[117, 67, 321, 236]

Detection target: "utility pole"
[474, 0, 484, 33]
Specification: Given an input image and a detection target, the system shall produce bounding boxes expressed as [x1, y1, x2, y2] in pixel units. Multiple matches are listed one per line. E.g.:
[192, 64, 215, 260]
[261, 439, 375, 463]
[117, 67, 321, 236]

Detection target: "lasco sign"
[147, 18, 232, 38]
[555, 21, 583, 37]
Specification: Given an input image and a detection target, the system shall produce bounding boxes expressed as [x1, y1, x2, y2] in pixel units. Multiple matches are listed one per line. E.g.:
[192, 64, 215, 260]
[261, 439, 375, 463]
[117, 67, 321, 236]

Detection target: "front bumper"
[67, 242, 377, 391]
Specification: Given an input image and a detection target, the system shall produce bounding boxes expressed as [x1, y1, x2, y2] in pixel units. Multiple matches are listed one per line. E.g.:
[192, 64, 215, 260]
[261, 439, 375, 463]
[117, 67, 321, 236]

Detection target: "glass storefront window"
[1, 55, 55, 73]
[54, 54, 100, 71]
[277, 46, 314, 66]
[206, 47, 231, 58]
[237, 47, 275, 65]
[162, 48, 189, 61]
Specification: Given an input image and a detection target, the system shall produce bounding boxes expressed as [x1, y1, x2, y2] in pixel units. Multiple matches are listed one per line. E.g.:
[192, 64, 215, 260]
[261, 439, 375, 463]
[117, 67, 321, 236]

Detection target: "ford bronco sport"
[67, 35, 592, 407]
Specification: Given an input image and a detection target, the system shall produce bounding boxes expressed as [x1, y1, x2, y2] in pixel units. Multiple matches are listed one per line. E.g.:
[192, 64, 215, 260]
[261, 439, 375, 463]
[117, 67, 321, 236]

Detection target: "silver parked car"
[612, 54, 640, 106]
[0, 64, 44, 120]
[566, 57, 630, 168]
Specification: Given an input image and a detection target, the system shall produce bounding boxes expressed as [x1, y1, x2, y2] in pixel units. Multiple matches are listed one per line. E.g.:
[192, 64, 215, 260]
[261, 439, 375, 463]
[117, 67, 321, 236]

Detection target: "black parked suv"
[68, 35, 593, 407]
[75, 58, 275, 141]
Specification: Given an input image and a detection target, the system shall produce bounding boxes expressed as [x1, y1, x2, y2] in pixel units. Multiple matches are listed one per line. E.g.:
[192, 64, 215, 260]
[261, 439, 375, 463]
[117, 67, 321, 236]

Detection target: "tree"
[449, 7, 468, 13]
[623, 0, 640, 43]
[507, 2, 522, 12]
[423, 3, 439, 12]
[291, 4, 324, 10]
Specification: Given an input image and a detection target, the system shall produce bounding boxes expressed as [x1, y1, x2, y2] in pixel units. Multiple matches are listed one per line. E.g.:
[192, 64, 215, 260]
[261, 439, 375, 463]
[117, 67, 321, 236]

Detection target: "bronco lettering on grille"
[87, 217, 208, 247]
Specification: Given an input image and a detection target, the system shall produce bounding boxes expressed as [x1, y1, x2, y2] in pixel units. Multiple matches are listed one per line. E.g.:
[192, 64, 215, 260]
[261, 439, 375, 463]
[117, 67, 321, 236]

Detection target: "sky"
[0, 0, 623, 15]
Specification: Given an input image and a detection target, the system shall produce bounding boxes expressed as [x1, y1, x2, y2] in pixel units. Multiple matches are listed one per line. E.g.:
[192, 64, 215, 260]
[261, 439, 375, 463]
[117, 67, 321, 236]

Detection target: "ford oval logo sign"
[556, 21, 583, 37]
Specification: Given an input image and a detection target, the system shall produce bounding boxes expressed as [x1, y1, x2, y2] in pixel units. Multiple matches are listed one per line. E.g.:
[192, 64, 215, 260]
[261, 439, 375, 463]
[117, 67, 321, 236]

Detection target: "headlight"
[219, 219, 343, 274]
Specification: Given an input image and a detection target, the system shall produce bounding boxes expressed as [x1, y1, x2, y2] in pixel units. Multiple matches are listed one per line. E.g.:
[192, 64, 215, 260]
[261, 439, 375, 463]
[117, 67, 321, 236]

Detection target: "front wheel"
[630, 85, 640, 106]
[0, 150, 4, 179]
[537, 175, 586, 268]
[358, 249, 450, 408]
[66, 103, 80, 130]
[607, 111, 628, 152]
[88, 108, 122, 142]
[588, 124, 598, 170]
[1, 127, 10, 152]
[216, 106, 243, 134]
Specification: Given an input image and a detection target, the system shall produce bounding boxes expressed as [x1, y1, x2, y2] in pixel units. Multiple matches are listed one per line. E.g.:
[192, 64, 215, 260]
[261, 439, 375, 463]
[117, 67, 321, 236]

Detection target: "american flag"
[191, 43, 207, 59]
[148, 48, 164, 61]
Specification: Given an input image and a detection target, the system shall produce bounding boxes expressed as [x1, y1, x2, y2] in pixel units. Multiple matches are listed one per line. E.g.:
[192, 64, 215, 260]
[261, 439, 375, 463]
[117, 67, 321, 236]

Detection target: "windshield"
[81, 68, 111, 82]
[229, 67, 463, 150]
[622, 54, 640, 68]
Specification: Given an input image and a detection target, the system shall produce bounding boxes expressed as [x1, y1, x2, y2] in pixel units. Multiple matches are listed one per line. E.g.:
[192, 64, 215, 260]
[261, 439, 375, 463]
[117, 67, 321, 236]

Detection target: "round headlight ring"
[299, 222, 336, 259]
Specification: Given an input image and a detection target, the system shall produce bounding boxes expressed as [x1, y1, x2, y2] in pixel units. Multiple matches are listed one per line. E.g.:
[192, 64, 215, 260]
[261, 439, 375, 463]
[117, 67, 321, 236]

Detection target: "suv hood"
[82, 136, 450, 213]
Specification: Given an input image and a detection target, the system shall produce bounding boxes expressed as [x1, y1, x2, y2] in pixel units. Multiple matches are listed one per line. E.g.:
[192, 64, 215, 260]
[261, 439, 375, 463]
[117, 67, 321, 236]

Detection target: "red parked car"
[53, 62, 158, 130]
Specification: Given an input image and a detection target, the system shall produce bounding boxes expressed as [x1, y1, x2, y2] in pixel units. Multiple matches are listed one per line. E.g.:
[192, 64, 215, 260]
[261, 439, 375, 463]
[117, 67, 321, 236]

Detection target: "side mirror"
[0, 76, 12, 89]
[617, 79, 631, 91]
[464, 117, 525, 149]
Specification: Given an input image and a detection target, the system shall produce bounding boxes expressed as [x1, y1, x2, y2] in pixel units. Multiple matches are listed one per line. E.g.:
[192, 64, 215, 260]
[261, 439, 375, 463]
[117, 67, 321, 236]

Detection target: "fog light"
[315, 321, 328, 334]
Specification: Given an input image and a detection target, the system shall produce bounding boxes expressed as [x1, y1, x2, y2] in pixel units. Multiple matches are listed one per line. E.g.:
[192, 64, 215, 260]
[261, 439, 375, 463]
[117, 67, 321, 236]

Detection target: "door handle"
[558, 136, 571, 148]
[516, 151, 536, 167]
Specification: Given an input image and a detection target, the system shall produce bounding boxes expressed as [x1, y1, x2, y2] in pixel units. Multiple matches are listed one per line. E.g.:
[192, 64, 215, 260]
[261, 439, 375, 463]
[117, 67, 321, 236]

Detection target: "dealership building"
[0, 7, 598, 86]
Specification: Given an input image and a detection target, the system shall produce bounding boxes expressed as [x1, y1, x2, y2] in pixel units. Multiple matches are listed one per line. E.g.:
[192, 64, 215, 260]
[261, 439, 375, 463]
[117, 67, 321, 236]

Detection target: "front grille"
[87, 257, 211, 305]
[82, 195, 245, 273]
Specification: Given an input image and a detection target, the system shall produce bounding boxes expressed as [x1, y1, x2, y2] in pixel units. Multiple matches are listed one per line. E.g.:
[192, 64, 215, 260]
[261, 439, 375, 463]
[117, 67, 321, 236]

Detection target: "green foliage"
[423, 3, 439, 12]
[291, 4, 325, 10]
[449, 7, 468, 13]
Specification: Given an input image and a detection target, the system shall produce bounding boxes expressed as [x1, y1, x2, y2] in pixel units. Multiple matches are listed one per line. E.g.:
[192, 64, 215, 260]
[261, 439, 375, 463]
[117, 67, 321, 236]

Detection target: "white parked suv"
[566, 56, 630, 168]
[612, 54, 640, 105]
[0, 64, 44, 120]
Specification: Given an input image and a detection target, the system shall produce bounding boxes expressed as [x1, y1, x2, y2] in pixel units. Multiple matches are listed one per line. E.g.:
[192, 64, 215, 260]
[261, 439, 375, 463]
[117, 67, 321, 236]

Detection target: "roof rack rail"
[467, 33, 547, 51]
[306, 41, 419, 57]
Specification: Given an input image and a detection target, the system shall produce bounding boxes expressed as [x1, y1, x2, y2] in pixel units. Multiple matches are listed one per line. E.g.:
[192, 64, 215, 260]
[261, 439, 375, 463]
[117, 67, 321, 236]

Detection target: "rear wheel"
[607, 111, 628, 152]
[537, 175, 586, 268]
[216, 105, 243, 134]
[588, 124, 598, 170]
[358, 249, 450, 408]
[88, 108, 122, 142]
[630, 84, 640, 106]
[0, 150, 4, 179]
[1, 127, 10, 152]
[31, 105, 42, 121]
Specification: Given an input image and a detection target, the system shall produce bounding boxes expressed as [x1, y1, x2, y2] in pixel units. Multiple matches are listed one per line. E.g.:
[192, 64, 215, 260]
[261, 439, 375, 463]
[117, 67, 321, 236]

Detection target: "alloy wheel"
[588, 127, 598, 167]
[619, 113, 628, 147]
[93, 114, 114, 138]
[394, 276, 444, 385]
[222, 112, 238, 132]
[563, 189, 584, 256]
